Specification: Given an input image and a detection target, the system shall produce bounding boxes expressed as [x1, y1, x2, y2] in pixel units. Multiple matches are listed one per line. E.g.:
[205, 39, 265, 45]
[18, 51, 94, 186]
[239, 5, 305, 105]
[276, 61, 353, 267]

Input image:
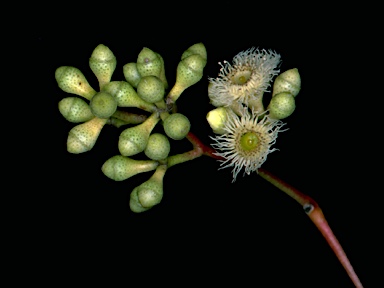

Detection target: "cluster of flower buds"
[55, 43, 207, 212]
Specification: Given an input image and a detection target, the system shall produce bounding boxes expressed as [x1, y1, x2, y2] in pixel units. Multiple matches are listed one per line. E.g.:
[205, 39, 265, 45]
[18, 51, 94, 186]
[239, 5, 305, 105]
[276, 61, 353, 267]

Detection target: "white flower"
[208, 48, 281, 108]
[211, 107, 286, 182]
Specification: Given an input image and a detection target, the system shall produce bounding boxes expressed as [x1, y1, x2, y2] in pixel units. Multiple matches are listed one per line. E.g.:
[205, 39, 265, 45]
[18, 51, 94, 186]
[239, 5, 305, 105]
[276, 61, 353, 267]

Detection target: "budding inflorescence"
[55, 43, 207, 213]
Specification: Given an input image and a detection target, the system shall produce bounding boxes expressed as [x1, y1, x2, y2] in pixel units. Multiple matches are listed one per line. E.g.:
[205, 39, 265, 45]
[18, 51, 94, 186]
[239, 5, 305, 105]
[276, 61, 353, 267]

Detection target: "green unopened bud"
[272, 68, 301, 97]
[163, 113, 190, 140]
[156, 53, 168, 89]
[136, 47, 162, 78]
[89, 91, 117, 118]
[55, 66, 97, 100]
[206, 107, 231, 134]
[137, 76, 165, 103]
[181, 42, 207, 61]
[168, 54, 207, 103]
[102, 155, 158, 181]
[67, 117, 107, 153]
[129, 165, 167, 212]
[123, 62, 141, 88]
[118, 112, 160, 156]
[58, 97, 94, 123]
[144, 133, 171, 160]
[268, 92, 296, 120]
[89, 44, 117, 90]
[102, 81, 156, 112]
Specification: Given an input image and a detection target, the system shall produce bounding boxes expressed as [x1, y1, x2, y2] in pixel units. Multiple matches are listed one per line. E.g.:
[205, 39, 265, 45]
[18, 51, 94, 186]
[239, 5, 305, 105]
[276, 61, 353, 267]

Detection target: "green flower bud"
[268, 92, 296, 120]
[118, 112, 160, 156]
[102, 81, 156, 112]
[55, 66, 97, 100]
[168, 54, 207, 103]
[67, 117, 107, 153]
[137, 76, 165, 104]
[101, 155, 158, 181]
[89, 44, 117, 90]
[144, 133, 171, 160]
[58, 97, 94, 123]
[123, 62, 141, 88]
[181, 42, 207, 61]
[206, 107, 231, 134]
[129, 165, 167, 212]
[272, 68, 301, 97]
[156, 53, 168, 89]
[163, 113, 190, 140]
[136, 47, 162, 78]
[89, 91, 117, 119]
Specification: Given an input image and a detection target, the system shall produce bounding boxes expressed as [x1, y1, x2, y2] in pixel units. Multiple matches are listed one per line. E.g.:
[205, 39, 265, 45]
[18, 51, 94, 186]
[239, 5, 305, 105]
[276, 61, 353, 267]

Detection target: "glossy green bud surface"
[89, 44, 116, 89]
[89, 91, 117, 119]
[144, 133, 171, 160]
[137, 76, 165, 103]
[58, 97, 93, 123]
[268, 92, 296, 120]
[163, 113, 191, 140]
[55, 66, 97, 100]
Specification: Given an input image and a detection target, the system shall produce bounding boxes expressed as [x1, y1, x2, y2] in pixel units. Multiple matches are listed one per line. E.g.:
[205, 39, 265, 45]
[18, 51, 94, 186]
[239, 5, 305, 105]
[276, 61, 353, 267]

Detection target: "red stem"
[187, 131, 364, 288]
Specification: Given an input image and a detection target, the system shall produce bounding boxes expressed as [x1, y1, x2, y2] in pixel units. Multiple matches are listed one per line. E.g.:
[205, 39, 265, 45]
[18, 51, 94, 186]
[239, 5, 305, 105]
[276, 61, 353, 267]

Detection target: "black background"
[28, 4, 377, 287]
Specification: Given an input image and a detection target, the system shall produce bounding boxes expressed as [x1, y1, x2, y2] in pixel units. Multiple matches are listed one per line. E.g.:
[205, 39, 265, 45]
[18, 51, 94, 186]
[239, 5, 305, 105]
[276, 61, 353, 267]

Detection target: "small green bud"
[206, 107, 231, 134]
[89, 44, 117, 90]
[123, 62, 141, 88]
[181, 42, 207, 61]
[55, 66, 97, 100]
[102, 81, 156, 112]
[101, 155, 158, 181]
[58, 97, 94, 123]
[272, 68, 301, 97]
[156, 53, 168, 89]
[168, 54, 207, 103]
[129, 165, 167, 212]
[89, 91, 117, 119]
[137, 76, 165, 104]
[67, 117, 107, 153]
[118, 112, 160, 156]
[163, 113, 191, 140]
[136, 47, 162, 78]
[144, 133, 171, 160]
[268, 92, 296, 120]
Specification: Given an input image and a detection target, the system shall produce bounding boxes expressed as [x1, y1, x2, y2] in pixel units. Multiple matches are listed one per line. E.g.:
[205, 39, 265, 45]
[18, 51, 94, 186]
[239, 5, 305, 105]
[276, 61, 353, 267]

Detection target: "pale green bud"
[206, 107, 231, 134]
[58, 97, 93, 123]
[136, 47, 162, 78]
[55, 66, 97, 100]
[129, 165, 167, 212]
[137, 76, 165, 103]
[118, 112, 160, 156]
[181, 42, 207, 61]
[101, 155, 158, 181]
[67, 117, 107, 154]
[168, 54, 207, 103]
[156, 53, 168, 89]
[163, 113, 190, 140]
[123, 62, 141, 88]
[102, 81, 156, 112]
[144, 133, 171, 160]
[89, 44, 117, 90]
[272, 68, 301, 97]
[268, 92, 296, 120]
[89, 91, 117, 119]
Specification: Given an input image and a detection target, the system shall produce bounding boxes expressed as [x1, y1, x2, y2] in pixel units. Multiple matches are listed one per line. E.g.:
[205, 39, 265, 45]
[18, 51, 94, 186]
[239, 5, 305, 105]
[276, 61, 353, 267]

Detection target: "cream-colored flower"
[211, 107, 286, 182]
[208, 48, 281, 108]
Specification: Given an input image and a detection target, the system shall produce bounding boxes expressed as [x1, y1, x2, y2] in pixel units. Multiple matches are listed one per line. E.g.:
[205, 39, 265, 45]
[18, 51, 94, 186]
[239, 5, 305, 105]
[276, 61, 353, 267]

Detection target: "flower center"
[231, 70, 252, 85]
[240, 132, 259, 151]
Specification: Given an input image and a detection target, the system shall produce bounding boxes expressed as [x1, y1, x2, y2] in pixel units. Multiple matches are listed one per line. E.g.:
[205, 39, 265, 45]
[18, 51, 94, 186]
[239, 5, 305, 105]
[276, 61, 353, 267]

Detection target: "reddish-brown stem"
[187, 131, 364, 288]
